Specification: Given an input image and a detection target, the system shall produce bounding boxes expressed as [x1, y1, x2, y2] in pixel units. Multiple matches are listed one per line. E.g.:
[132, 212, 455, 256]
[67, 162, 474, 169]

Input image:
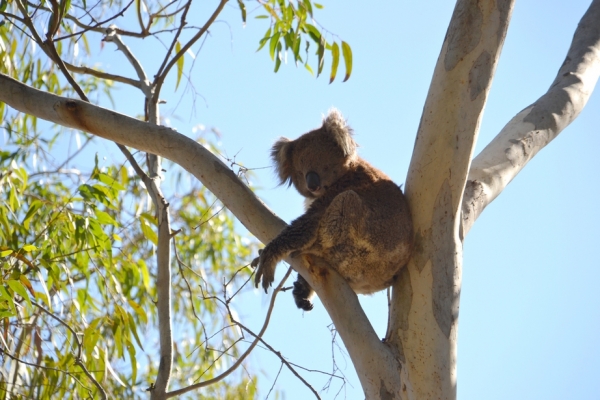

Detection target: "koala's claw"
[252, 249, 276, 293]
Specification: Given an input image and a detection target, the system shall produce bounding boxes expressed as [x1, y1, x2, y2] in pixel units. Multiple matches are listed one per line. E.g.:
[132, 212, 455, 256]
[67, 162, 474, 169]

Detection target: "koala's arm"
[253, 209, 322, 292]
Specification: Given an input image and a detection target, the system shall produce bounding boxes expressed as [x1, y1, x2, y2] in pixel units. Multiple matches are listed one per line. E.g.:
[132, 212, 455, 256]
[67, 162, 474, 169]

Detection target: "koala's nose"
[305, 171, 321, 192]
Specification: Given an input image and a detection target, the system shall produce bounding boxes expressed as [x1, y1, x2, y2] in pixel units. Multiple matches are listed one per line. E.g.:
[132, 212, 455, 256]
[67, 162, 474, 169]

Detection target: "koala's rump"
[312, 182, 412, 294]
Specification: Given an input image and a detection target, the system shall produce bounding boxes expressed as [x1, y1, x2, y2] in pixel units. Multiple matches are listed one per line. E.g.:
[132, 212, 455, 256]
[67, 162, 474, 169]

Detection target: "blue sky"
[24, 0, 600, 398]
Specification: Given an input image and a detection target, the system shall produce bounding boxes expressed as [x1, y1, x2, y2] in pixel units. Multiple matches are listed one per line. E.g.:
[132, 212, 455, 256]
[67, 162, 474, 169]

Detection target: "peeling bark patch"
[469, 51, 491, 100]
[379, 380, 396, 400]
[523, 88, 574, 133]
[394, 267, 412, 333]
[431, 179, 460, 338]
[411, 229, 430, 273]
[61, 99, 90, 132]
[460, 179, 486, 238]
[505, 129, 547, 167]
[444, 0, 483, 71]
[496, 0, 514, 44]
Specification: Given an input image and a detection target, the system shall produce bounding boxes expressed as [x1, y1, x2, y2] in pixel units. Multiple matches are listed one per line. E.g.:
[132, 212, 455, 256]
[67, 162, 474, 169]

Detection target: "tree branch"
[461, 0, 600, 237]
[102, 25, 153, 97]
[0, 74, 283, 242]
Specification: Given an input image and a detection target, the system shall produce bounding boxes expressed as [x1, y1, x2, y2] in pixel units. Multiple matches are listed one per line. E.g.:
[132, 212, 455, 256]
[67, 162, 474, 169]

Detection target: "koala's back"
[307, 159, 413, 294]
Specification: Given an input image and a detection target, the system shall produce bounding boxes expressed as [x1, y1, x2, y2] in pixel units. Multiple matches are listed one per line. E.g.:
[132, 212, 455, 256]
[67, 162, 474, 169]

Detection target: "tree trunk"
[387, 1, 514, 398]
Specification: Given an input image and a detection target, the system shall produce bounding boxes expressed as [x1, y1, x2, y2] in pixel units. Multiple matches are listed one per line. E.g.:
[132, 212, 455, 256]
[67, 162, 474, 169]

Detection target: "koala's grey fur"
[253, 109, 413, 310]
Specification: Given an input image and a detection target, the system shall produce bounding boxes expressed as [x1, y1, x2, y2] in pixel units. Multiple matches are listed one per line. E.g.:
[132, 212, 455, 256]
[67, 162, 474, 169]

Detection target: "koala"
[253, 109, 413, 311]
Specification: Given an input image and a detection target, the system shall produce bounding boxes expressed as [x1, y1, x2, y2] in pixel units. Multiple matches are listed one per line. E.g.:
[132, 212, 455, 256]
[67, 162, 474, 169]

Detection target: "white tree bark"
[390, 0, 514, 398]
[461, 0, 600, 237]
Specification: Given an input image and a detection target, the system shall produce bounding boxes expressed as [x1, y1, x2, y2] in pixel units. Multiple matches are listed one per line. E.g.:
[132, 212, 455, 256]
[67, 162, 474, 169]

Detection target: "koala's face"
[272, 109, 357, 199]
[287, 131, 350, 199]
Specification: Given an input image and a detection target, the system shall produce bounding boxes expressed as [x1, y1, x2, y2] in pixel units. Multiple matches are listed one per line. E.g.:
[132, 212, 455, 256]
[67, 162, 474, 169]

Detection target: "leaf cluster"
[254, 0, 352, 82]
[0, 120, 259, 398]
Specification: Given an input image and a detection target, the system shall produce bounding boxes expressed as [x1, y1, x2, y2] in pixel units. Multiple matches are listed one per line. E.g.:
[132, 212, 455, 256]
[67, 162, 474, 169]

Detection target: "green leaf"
[97, 173, 126, 191]
[274, 42, 282, 72]
[127, 312, 144, 349]
[0, 285, 16, 316]
[138, 259, 150, 291]
[7, 280, 32, 308]
[329, 41, 340, 84]
[95, 210, 118, 226]
[304, 63, 314, 76]
[22, 200, 42, 230]
[237, 0, 247, 23]
[256, 27, 272, 52]
[0, 249, 13, 257]
[88, 219, 109, 242]
[22, 244, 37, 252]
[262, 3, 280, 21]
[175, 41, 183, 90]
[83, 318, 102, 354]
[127, 341, 137, 384]
[302, 0, 313, 17]
[341, 40, 353, 82]
[269, 32, 281, 61]
[140, 218, 158, 245]
[36, 271, 51, 309]
[317, 36, 325, 76]
[304, 24, 320, 43]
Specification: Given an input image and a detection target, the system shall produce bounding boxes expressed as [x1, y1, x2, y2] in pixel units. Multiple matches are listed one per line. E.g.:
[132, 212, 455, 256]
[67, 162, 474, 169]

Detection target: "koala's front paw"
[252, 248, 277, 293]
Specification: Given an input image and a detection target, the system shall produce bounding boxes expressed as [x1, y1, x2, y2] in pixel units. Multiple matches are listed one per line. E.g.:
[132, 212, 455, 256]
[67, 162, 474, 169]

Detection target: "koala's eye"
[305, 171, 321, 192]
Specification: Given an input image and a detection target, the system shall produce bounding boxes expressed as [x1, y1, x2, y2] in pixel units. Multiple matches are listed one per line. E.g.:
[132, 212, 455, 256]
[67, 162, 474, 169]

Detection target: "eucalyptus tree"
[0, 0, 599, 399]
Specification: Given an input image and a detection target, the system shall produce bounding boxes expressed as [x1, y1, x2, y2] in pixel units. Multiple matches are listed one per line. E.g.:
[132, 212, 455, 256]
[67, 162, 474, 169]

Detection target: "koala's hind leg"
[319, 190, 364, 248]
[292, 273, 315, 311]
[291, 191, 365, 311]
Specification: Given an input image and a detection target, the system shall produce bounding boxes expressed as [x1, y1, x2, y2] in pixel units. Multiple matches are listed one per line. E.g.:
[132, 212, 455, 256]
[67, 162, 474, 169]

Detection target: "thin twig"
[0, 348, 94, 398]
[165, 267, 293, 398]
[154, 0, 192, 79]
[31, 301, 108, 399]
[265, 363, 284, 400]
[153, 0, 228, 100]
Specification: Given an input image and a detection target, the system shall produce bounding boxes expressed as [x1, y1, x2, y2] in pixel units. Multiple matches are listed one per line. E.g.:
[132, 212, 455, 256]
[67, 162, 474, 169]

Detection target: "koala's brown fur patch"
[253, 109, 413, 310]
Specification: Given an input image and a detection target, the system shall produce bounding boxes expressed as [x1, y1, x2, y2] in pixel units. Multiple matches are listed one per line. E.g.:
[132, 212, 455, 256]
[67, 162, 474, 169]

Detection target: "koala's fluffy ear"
[271, 137, 294, 186]
[323, 108, 357, 157]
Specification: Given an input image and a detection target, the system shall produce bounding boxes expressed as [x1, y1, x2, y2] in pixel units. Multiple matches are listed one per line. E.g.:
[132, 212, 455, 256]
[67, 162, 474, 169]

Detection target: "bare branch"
[53, 0, 135, 40]
[461, 0, 600, 237]
[165, 267, 293, 398]
[154, 0, 192, 80]
[65, 63, 142, 88]
[103, 26, 152, 97]
[153, 0, 228, 99]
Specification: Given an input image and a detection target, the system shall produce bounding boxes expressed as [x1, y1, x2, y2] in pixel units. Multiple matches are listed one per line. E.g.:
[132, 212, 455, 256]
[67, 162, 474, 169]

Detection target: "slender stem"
[165, 268, 293, 398]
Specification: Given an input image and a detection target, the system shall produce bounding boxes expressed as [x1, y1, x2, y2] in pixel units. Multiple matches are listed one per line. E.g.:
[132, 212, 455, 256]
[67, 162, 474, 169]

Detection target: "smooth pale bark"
[393, 1, 514, 398]
[461, 0, 600, 237]
[0, 73, 399, 397]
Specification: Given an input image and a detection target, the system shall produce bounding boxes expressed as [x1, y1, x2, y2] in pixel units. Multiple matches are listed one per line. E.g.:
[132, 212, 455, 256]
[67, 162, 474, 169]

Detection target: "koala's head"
[271, 109, 357, 199]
